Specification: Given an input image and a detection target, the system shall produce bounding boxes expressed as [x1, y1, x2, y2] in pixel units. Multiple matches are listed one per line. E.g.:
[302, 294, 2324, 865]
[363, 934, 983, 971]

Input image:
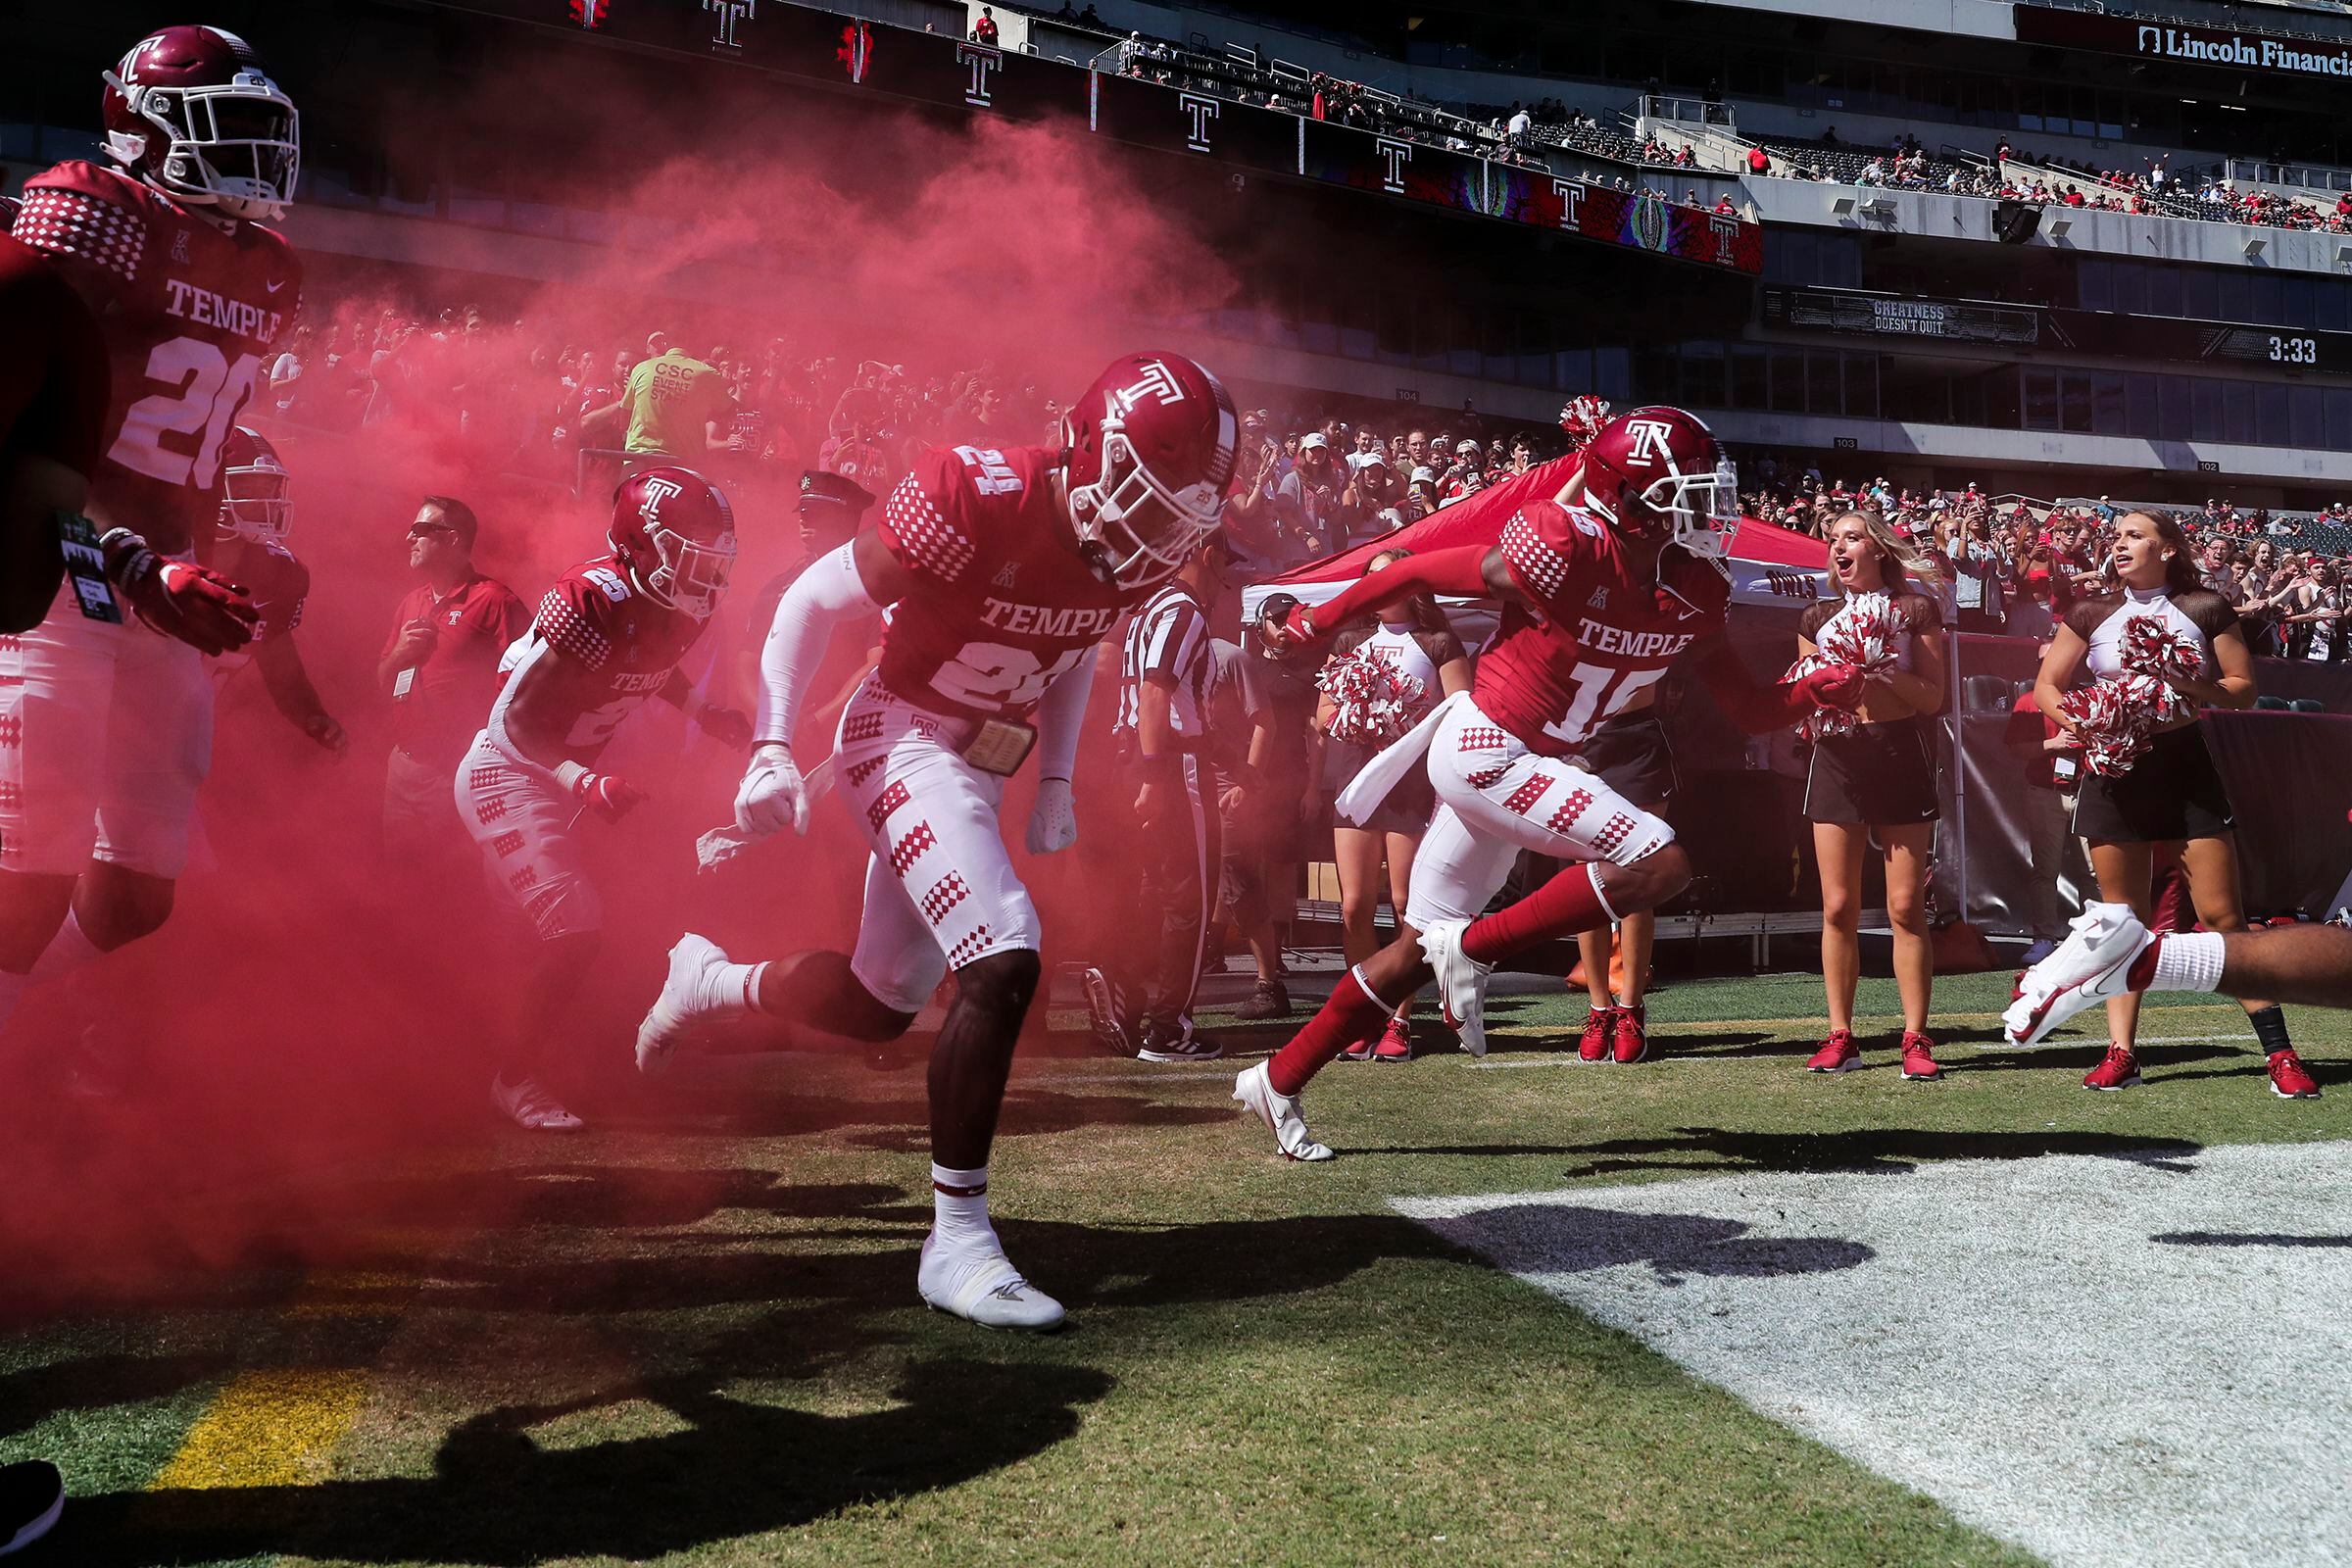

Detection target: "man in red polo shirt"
[378, 496, 528, 870]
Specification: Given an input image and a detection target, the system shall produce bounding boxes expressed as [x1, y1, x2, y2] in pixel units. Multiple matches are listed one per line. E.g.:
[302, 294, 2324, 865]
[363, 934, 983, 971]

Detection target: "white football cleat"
[1232, 1061, 1334, 1162]
[492, 1074, 584, 1133]
[2004, 904, 2157, 1048]
[917, 1229, 1066, 1330]
[635, 933, 737, 1077]
[1418, 918, 1494, 1057]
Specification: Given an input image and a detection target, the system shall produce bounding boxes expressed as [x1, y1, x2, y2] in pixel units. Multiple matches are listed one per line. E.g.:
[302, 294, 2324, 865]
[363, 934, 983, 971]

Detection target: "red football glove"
[1800, 663, 1867, 711]
[695, 703, 753, 750]
[101, 531, 259, 657]
[570, 769, 646, 823]
[1278, 603, 1321, 649]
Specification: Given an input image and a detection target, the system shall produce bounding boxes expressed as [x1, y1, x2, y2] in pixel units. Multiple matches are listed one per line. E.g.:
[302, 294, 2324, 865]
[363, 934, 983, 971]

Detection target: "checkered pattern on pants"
[831, 686, 1043, 1014]
[1403, 696, 1674, 930]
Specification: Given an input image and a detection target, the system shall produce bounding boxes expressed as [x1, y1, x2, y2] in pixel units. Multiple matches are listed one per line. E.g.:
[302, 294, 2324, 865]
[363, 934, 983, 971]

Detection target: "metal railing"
[2226, 156, 2352, 198]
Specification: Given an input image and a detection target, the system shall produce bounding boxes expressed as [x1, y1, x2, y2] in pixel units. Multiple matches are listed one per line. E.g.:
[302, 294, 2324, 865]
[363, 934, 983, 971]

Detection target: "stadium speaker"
[1992, 200, 2042, 245]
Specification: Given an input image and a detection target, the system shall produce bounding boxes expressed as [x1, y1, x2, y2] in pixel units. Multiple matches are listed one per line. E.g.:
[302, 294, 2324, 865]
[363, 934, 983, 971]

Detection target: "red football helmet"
[1060, 351, 1238, 589]
[103, 25, 299, 221]
[610, 466, 737, 620]
[1578, 405, 1739, 559]
[217, 426, 290, 544]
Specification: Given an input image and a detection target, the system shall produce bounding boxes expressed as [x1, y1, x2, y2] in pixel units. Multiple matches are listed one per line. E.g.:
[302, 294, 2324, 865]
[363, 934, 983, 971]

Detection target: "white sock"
[930, 1162, 995, 1250]
[30, 907, 105, 984]
[2149, 931, 2227, 995]
[710, 958, 765, 1017]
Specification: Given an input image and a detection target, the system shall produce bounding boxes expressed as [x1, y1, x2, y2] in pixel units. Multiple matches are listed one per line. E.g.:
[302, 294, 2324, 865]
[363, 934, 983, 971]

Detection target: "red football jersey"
[1475, 499, 1731, 755]
[487, 557, 707, 761]
[207, 535, 311, 677]
[9, 161, 301, 553]
[872, 444, 1132, 721]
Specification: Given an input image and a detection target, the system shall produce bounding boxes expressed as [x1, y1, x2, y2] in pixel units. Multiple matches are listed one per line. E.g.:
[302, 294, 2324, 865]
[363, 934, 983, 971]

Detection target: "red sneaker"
[2268, 1050, 2322, 1100]
[1611, 1004, 1651, 1064]
[2082, 1042, 2141, 1091]
[1898, 1031, 1942, 1081]
[1338, 1032, 1376, 1062]
[1372, 1015, 1413, 1062]
[1578, 1006, 1616, 1062]
[1805, 1029, 1861, 1073]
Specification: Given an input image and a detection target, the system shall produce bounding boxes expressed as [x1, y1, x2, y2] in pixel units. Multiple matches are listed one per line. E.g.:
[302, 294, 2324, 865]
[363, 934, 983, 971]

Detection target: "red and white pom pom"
[1788, 594, 1897, 742]
[1558, 395, 1612, 451]
[2120, 614, 2203, 724]
[1781, 651, 1856, 742]
[1318, 650, 1426, 746]
[2057, 678, 2155, 777]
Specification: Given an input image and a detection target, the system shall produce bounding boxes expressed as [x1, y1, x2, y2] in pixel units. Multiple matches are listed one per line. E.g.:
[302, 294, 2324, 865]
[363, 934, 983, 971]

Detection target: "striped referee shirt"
[1116, 583, 1212, 739]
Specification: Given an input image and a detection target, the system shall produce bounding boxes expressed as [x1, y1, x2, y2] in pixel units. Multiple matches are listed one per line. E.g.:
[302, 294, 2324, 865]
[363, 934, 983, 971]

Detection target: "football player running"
[0, 24, 293, 1033]
[206, 427, 344, 752]
[1235, 408, 1864, 1159]
[636, 351, 1240, 1330]
[458, 468, 750, 1132]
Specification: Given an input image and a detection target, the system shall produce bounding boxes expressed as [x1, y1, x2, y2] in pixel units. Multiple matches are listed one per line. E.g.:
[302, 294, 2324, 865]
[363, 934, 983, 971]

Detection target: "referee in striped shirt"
[1082, 538, 1243, 1062]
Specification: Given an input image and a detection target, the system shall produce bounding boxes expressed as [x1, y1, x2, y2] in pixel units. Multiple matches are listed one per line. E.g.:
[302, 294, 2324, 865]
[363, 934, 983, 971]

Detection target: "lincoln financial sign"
[2017, 8, 2352, 80]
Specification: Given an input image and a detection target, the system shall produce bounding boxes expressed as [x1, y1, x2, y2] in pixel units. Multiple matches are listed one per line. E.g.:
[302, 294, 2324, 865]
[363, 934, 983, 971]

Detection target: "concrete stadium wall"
[1745, 177, 2352, 277]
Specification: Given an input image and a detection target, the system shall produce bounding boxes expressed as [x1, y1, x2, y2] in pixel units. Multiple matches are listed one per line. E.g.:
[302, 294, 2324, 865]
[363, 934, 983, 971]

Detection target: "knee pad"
[953, 949, 1041, 1026]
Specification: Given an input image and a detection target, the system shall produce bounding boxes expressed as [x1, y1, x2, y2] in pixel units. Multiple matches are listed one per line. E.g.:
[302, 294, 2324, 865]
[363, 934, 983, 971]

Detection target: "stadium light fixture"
[2048, 216, 2072, 238]
[1832, 195, 1856, 216]
[2244, 236, 2267, 257]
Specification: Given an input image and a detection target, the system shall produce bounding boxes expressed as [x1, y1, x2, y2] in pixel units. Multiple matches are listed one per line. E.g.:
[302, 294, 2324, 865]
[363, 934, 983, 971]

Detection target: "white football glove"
[1025, 776, 1078, 855]
[735, 746, 809, 838]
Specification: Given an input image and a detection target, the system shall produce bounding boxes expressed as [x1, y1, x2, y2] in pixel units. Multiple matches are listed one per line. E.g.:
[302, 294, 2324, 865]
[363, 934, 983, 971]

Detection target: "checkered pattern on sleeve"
[533, 589, 612, 672]
[1500, 509, 1572, 603]
[878, 472, 976, 583]
[12, 185, 143, 286]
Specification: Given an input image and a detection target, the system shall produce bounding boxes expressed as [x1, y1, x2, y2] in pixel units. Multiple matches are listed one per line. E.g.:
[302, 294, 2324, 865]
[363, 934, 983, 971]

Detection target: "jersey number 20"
[108, 337, 264, 489]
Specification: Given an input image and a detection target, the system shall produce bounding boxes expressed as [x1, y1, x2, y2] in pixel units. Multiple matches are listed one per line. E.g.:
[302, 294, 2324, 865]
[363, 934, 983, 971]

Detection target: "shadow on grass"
[1950, 1041, 2240, 1076]
[1350, 1125, 2204, 1176]
[53, 1358, 1116, 1567]
[1418, 1204, 1874, 1287]
[33, 1206, 1478, 1565]
[0, 1352, 237, 1441]
[2153, 1231, 2352, 1249]
[661, 1085, 1236, 1147]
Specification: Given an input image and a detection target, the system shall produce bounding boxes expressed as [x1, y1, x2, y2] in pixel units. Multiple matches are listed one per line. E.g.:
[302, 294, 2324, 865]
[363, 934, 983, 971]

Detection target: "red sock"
[1268, 969, 1390, 1096]
[1462, 862, 1613, 965]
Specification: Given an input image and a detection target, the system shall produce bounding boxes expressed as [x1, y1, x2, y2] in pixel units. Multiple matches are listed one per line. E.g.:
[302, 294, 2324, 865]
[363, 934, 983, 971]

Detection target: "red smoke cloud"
[0, 75, 1242, 1311]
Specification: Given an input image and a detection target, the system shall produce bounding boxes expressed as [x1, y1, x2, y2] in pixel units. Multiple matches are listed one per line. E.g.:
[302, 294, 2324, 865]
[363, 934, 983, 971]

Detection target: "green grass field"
[5, 968, 2344, 1567]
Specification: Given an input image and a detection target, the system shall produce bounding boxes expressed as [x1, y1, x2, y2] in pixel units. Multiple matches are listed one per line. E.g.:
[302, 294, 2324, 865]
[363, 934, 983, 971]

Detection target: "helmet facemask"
[645, 527, 737, 620]
[218, 460, 290, 544]
[107, 70, 300, 220]
[1591, 456, 1740, 560]
[1067, 423, 1220, 590]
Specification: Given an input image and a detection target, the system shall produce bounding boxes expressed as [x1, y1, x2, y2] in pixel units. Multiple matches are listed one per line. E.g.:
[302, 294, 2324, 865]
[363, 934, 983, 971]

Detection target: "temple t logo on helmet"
[103, 24, 300, 221]
[1060, 352, 1237, 591]
[1579, 405, 1740, 560]
[610, 466, 737, 620]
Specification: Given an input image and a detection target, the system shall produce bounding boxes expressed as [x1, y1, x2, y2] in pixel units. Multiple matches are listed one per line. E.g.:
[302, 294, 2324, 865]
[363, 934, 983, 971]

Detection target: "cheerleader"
[2025, 510, 2305, 1095]
[1315, 550, 1471, 1061]
[1798, 513, 1950, 1080]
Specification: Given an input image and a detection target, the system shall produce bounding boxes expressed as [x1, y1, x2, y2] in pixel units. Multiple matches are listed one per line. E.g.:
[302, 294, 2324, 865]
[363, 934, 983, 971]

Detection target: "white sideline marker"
[1396, 1141, 2352, 1568]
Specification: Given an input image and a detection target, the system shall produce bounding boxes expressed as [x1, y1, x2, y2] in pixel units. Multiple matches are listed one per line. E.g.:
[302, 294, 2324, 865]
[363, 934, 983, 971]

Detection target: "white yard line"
[1396, 1142, 2352, 1568]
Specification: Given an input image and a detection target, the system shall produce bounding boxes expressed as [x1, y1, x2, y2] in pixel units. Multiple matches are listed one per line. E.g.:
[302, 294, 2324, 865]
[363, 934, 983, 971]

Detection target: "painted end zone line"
[1469, 1032, 2259, 1067]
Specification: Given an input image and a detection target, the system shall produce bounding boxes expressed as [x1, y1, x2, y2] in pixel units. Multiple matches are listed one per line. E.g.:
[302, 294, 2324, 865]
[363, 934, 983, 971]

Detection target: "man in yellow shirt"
[622, 337, 739, 459]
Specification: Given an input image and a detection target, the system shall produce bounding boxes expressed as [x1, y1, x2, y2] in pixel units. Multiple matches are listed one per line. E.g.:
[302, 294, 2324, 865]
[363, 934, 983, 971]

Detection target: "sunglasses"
[409, 521, 458, 540]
